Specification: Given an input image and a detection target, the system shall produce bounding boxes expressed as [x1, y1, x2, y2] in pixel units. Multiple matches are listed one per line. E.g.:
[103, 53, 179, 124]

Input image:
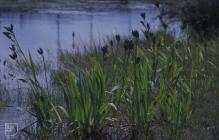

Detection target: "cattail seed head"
[37, 48, 43, 55]
[155, 1, 160, 8]
[124, 39, 134, 51]
[9, 44, 16, 51]
[140, 12, 146, 20]
[115, 34, 121, 42]
[9, 52, 17, 60]
[101, 45, 108, 56]
[132, 30, 139, 39]
[110, 40, 113, 47]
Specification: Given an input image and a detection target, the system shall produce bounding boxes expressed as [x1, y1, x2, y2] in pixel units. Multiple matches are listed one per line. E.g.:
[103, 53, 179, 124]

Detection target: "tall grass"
[61, 64, 117, 139]
[2, 10, 215, 139]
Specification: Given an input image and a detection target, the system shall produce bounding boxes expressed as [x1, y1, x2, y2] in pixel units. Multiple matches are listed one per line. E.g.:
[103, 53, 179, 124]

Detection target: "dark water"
[0, 2, 181, 139]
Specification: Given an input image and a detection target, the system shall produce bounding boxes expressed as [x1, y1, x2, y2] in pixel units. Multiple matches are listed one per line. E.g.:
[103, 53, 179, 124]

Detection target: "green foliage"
[61, 64, 116, 138]
[2, 10, 215, 139]
[165, 0, 219, 36]
[0, 103, 8, 109]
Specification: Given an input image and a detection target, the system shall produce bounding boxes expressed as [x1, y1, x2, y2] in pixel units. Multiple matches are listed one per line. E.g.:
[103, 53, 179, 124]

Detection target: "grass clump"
[61, 65, 116, 139]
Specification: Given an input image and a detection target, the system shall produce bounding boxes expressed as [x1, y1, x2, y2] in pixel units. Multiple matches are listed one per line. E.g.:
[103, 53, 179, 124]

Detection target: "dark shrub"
[166, 0, 219, 36]
[182, 0, 219, 34]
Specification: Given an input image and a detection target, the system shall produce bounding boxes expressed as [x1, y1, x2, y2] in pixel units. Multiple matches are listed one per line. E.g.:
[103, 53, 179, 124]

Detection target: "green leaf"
[0, 104, 8, 109]
[108, 103, 118, 111]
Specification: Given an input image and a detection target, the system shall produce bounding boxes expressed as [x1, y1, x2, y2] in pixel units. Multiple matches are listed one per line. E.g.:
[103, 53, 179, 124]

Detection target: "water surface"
[0, 2, 181, 139]
[0, 3, 177, 59]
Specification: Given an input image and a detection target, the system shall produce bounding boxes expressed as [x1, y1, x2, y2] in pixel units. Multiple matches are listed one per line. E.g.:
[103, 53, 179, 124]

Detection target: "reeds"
[2, 11, 215, 139]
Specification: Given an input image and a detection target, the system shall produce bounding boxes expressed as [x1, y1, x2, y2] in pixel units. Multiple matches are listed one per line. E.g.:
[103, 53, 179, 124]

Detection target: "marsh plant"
[2, 10, 215, 140]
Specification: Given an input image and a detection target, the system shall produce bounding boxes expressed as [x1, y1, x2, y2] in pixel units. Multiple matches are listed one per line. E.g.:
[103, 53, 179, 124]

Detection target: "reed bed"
[2, 9, 217, 140]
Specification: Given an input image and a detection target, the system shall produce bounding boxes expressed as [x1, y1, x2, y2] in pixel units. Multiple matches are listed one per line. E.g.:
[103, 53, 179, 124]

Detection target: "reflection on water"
[0, 4, 166, 60]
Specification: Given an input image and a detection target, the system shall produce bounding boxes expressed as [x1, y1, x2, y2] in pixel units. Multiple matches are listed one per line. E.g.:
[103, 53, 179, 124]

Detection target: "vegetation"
[162, 0, 219, 36]
[2, 3, 218, 138]
[0, 1, 219, 139]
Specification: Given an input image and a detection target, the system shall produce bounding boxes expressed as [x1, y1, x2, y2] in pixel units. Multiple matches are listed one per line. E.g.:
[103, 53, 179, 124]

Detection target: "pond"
[0, 2, 180, 60]
[0, 1, 181, 139]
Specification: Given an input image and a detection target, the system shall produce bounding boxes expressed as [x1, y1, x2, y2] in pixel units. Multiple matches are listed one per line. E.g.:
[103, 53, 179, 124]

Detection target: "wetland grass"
[2, 11, 216, 140]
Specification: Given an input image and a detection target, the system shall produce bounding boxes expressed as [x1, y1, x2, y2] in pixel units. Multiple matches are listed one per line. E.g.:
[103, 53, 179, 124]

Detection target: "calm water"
[0, 2, 181, 139]
[0, 3, 180, 60]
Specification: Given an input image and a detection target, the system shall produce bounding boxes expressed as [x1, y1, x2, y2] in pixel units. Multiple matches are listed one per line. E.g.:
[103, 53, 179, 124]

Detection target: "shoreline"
[0, 0, 153, 12]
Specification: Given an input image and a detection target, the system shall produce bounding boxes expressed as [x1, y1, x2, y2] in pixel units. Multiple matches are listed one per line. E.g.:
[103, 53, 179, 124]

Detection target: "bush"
[166, 0, 219, 36]
[184, 0, 219, 34]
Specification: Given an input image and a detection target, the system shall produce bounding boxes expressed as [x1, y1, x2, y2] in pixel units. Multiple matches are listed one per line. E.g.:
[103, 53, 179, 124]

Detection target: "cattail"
[124, 39, 134, 51]
[110, 40, 113, 47]
[8, 73, 14, 78]
[132, 30, 139, 39]
[9, 44, 16, 51]
[101, 45, 108, 56]
[4, 24, 13, 32]
[140, 12, 146, 20]
[10, 24, 14, 32]
[155, 1, 160, 8]
[9, 52, 17, 60]
[17, 78, 27, 83]
[147, 23, 150, 31]
[140, 21, 145, 26]
[115, 34, 121, 42]
[72, 32, 75, 38]
[37, 48, 43, 55]
[3, 60, 6, 66]
[3, 32, 11, 40]
[72, 32, 75, 48]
